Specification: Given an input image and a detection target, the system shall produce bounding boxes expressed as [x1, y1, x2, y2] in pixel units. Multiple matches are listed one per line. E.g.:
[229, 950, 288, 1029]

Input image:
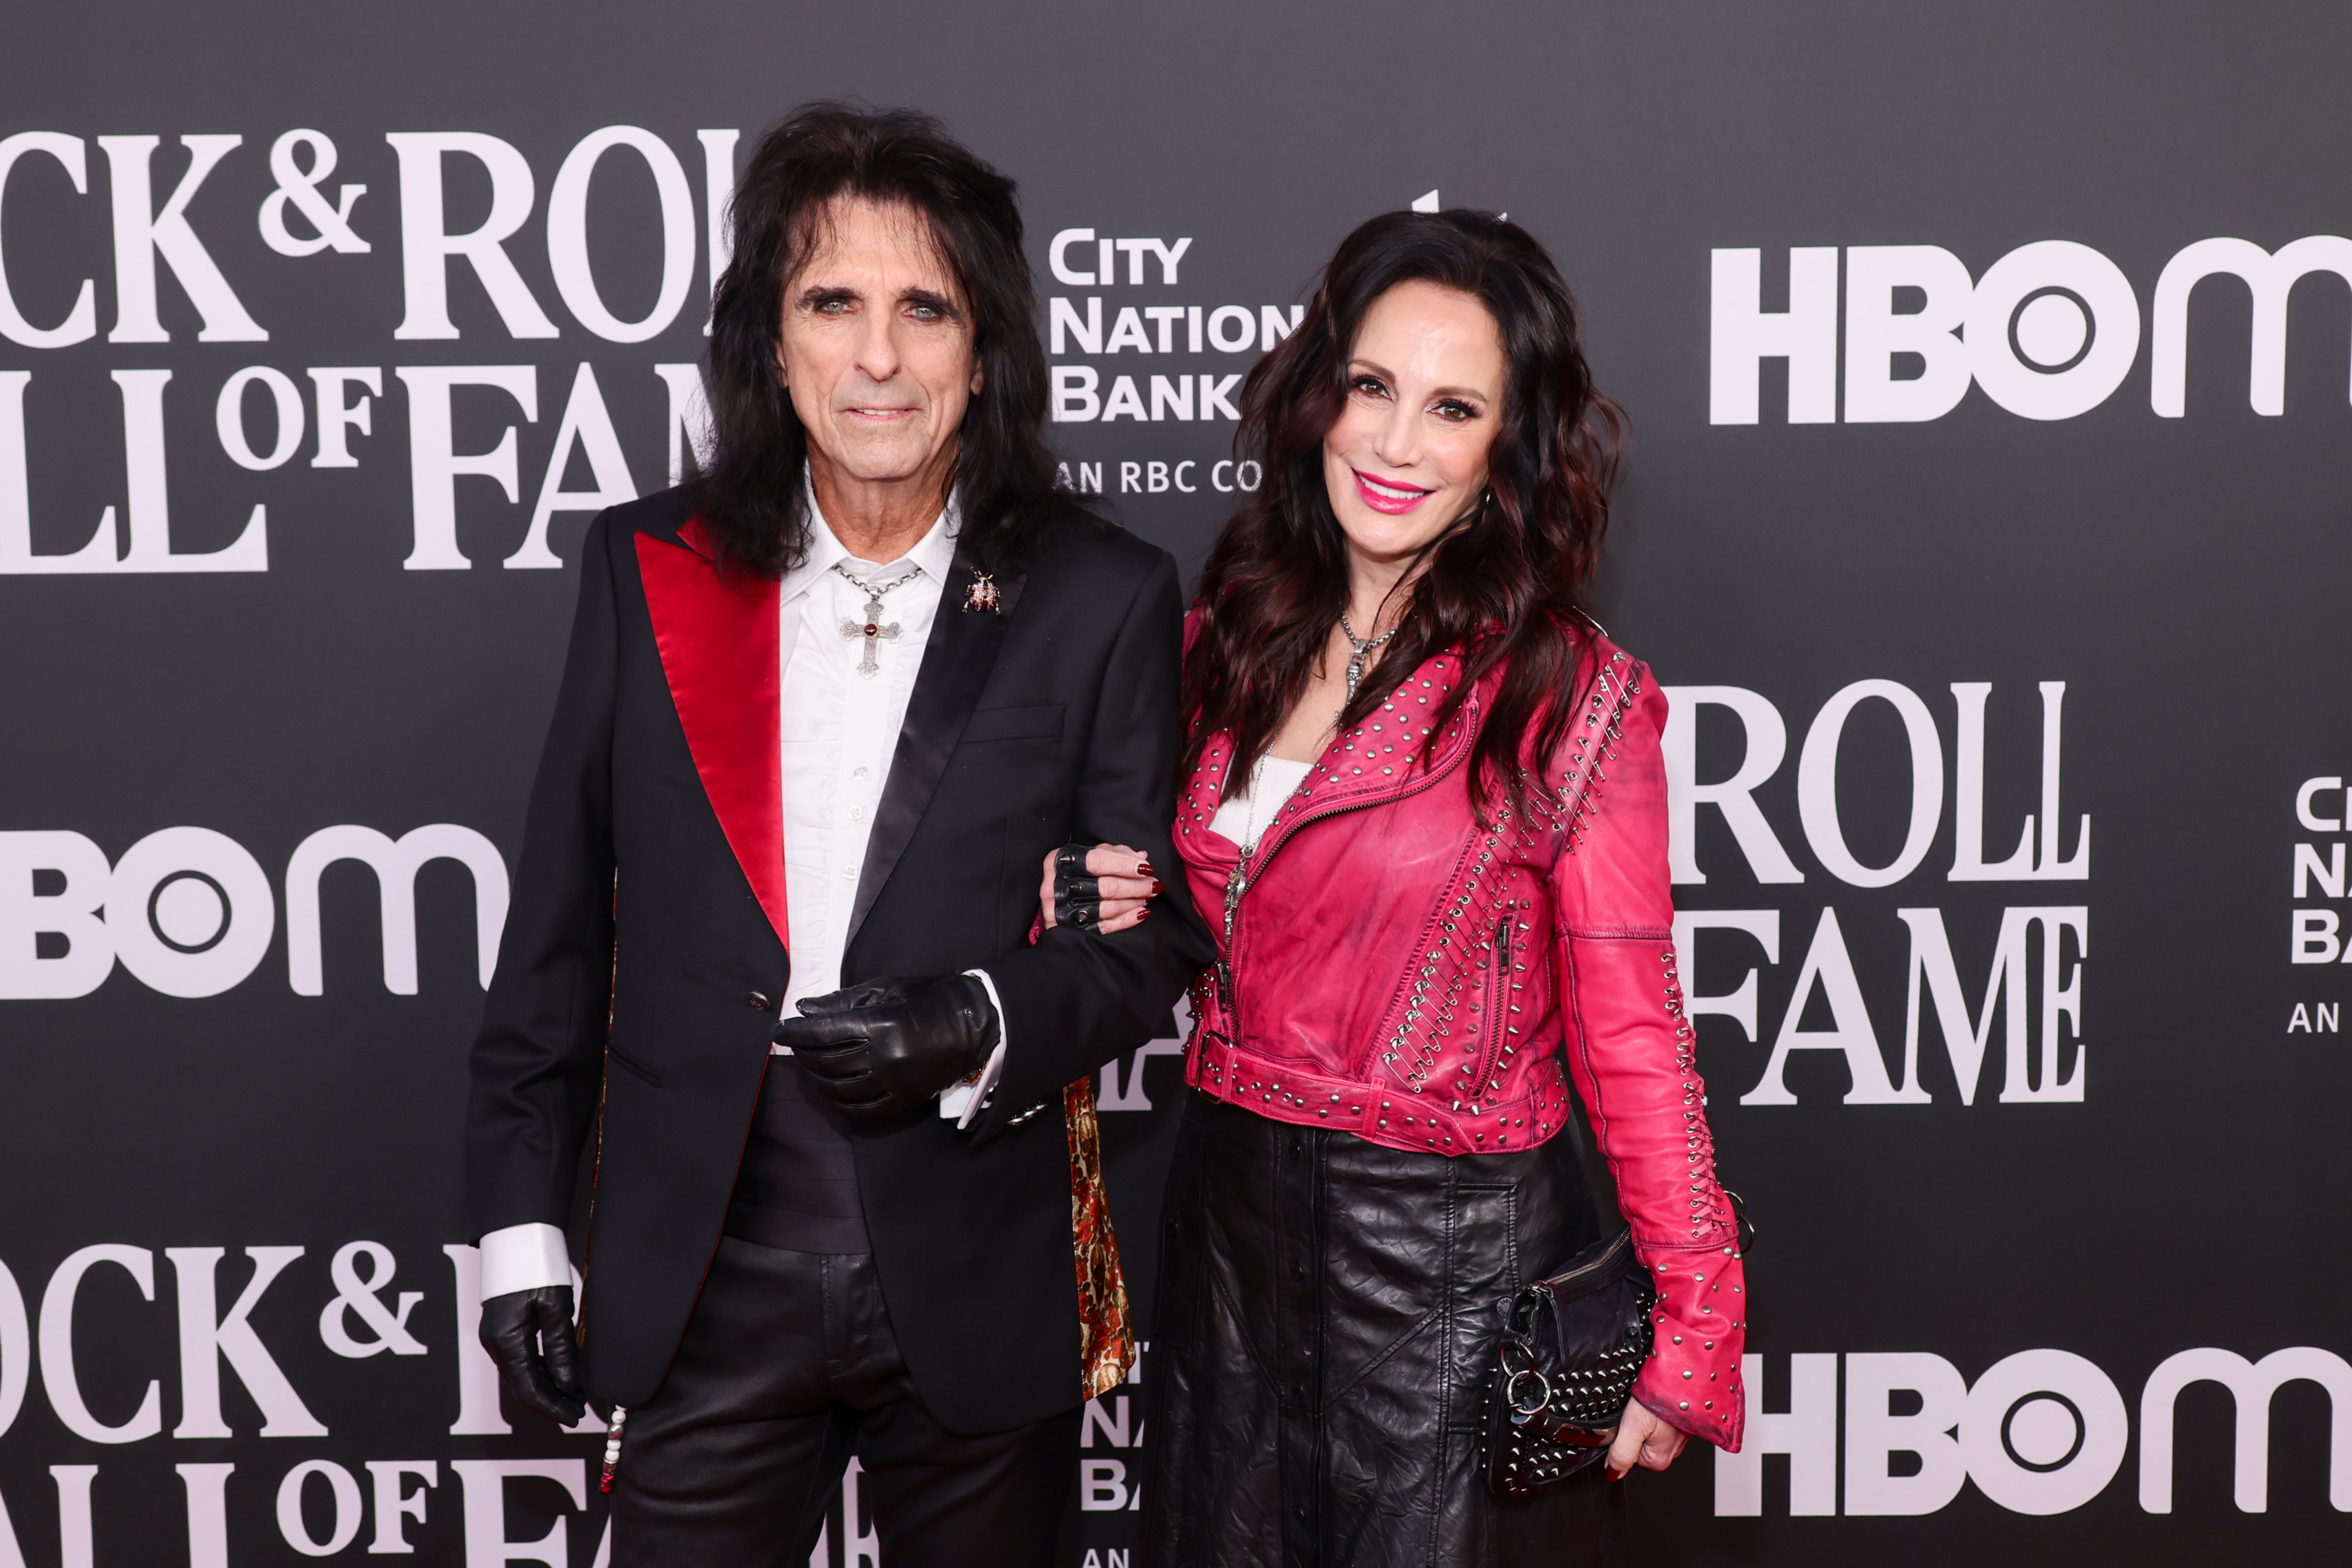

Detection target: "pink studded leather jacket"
[1173, 631, 1748, 1449]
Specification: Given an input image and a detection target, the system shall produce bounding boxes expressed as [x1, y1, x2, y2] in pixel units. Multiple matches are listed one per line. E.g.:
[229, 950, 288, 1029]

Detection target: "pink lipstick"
[1352, 468, 1431, 515]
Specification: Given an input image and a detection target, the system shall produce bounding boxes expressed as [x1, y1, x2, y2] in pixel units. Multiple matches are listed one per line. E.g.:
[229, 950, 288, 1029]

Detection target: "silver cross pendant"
[840, 595, 900, 678]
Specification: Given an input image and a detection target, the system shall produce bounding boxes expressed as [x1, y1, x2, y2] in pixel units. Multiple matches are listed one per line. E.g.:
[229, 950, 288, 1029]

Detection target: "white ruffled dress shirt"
[479, 488, 1007, 1300]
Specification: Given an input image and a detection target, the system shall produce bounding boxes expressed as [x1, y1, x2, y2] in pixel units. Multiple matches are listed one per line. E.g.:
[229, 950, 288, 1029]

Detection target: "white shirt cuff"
[477, 1222, 571, 1299]
[945, 968, 1010, 1128]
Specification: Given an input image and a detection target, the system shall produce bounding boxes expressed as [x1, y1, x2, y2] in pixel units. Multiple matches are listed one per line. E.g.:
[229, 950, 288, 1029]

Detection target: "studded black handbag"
[1479, 1225, 1657, 1496]
[1481, 1193, 1753, 1497]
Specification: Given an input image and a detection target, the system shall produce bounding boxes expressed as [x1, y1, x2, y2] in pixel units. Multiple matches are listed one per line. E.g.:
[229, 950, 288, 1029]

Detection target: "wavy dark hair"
[1181, 209, 1623, 825]
[692, 103, 1059, 577]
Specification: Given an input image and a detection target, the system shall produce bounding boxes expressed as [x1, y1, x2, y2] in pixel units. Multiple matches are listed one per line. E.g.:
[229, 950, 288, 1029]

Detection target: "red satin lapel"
[635, 526, 788, 948]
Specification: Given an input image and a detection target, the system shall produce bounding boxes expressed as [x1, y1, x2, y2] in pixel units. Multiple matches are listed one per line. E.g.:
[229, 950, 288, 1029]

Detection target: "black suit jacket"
[463, 484, 1210, 1429]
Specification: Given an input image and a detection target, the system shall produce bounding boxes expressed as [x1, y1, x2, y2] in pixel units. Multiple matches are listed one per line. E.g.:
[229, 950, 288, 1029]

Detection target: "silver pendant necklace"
[1337, 611, 1398, 706]
[834, 561, 922, 678]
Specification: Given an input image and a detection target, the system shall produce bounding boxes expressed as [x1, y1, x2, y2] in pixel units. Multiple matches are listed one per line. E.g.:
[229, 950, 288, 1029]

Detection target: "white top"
[1210, 755, 1315, 852]
[774, 488, 958, 1019]
[478, 485, 1007, 1300]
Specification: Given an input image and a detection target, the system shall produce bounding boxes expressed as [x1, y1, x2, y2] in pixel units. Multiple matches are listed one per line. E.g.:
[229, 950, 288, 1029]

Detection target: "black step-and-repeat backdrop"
[4, 2, 2348, 1563]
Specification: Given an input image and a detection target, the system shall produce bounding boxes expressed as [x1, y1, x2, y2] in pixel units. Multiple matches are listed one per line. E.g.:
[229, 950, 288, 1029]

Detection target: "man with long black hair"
[461, 103, 1209, 1564]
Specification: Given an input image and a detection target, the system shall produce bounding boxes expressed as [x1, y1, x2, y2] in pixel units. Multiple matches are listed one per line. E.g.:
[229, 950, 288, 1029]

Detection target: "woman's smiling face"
[1320, 279, 1508, 571]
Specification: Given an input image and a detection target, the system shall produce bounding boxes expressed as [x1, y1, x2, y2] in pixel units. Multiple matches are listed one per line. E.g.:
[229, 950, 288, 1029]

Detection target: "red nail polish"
[1137, 906, 1152, 921]
[1136, 860, 1154, 876]
[1150, 879, 1165, 895]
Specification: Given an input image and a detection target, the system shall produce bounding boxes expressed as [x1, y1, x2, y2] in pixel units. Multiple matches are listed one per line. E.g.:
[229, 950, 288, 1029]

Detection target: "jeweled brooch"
[963, 573, 1001, 614]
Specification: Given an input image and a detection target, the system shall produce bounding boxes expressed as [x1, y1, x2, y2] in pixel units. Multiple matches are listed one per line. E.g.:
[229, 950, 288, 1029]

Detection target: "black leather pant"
[608, 1238, 1078, 1566]
[1141, 1089, 1629, 1568]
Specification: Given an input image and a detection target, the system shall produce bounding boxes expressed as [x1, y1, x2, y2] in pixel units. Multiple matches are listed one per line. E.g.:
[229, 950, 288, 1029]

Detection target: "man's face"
[775, 197, 982, 493]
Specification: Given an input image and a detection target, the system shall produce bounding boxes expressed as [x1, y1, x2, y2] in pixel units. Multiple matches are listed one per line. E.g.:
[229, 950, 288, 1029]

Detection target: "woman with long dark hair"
[1052, 210, 1748, 1564]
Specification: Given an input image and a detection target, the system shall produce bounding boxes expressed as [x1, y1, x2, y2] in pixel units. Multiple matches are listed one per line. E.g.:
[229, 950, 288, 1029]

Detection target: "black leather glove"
[777, 973, 1000, 1120]
[477, 1285, 586, 1426]
[1054, 842, 1107, 928]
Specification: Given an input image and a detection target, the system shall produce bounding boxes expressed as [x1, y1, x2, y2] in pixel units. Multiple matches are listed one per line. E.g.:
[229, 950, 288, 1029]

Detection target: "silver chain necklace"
[833, 561, 923, 678]
[1337, 611, 1399, 705]
[1237, 756, 1276, 854]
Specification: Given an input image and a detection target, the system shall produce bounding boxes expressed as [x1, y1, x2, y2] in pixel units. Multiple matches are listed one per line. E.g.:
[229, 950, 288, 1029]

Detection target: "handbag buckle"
[1499, 1334, 1550, 1422]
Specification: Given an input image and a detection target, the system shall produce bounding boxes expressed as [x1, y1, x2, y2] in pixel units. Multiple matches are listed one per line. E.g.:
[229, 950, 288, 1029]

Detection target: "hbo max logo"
[1711, 233, 2352, 423]
[1722, 1346, 2352, 1517]
[0, 825, 505, 999]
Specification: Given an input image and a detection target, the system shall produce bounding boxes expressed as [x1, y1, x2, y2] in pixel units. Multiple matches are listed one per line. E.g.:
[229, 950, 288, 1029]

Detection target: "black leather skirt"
[1141, 1089, 1629, 1568]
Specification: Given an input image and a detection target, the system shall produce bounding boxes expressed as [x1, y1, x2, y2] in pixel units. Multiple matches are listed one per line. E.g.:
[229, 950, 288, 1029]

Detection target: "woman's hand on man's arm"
[1038, 843, 1162, 934]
